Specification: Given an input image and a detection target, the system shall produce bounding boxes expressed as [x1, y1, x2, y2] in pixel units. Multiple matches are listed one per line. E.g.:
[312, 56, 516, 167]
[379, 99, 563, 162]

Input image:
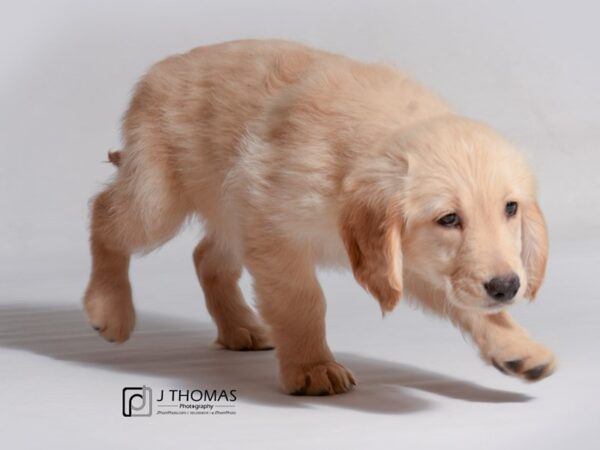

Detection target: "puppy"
[83, 40, 555, 395]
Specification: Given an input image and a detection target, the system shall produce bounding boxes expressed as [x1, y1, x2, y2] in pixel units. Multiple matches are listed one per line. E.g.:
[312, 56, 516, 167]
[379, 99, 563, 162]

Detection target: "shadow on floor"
[0, 303, 532, 414]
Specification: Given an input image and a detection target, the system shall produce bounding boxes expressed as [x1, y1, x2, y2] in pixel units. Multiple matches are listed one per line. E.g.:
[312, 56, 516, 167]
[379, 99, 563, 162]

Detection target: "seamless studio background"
[1, 1, 599, 449]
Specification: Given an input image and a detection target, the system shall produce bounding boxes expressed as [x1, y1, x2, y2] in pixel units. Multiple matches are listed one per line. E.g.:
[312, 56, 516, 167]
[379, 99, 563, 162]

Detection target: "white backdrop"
[1, 1, 599, 449]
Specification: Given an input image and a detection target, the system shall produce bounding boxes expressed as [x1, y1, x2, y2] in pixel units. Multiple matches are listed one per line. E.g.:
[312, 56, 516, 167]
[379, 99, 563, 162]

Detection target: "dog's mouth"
[444, 277, 515, 313]
[449, 295, 514, 314]
[480, 299, 515, 313]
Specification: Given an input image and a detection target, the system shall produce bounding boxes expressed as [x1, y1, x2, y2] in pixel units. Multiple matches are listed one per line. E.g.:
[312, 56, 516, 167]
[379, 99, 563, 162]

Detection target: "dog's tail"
[107, 149, 122, 167]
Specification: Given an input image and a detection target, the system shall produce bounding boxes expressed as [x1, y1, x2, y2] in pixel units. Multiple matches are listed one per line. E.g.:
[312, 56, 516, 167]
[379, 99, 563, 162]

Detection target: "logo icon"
[122, 386, 152, 417]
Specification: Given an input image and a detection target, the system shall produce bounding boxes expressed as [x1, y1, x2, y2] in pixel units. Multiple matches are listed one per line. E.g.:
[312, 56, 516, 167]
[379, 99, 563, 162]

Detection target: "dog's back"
[121, 40, 448, 224]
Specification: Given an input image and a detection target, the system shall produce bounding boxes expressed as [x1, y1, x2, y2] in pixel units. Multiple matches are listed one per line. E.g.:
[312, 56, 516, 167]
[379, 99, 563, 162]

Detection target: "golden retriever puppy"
[83, 40, 555, 395]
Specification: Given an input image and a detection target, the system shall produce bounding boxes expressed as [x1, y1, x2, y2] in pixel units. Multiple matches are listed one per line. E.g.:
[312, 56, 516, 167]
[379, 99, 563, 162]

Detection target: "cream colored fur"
[83, 40, 554, 395]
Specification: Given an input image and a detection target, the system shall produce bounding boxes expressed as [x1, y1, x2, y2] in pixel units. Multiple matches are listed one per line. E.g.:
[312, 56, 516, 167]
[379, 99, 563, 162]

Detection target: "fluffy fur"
[83, 40, 555, 395]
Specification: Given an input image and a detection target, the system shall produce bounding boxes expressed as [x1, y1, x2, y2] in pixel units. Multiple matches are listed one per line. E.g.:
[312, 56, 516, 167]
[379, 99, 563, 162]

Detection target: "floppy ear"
[521, 201, 548, 299]
[340, 200, 403, 314]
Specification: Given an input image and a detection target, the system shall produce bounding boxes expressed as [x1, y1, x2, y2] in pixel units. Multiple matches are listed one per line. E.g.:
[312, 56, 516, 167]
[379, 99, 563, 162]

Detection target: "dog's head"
[340, 116, 548, 314]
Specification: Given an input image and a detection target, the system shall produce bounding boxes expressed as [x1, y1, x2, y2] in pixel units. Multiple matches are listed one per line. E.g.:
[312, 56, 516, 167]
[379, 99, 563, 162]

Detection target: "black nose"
[484, 274, 520, 302]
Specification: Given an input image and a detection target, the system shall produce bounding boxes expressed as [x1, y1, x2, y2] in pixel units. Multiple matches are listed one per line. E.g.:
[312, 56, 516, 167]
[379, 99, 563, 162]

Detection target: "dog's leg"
[245, 240, 356, 395]
[451, 309, 556, 381]
[193, 235, 272, 351]
[409, 282, 556, 381]
[83, 160, 189, 343]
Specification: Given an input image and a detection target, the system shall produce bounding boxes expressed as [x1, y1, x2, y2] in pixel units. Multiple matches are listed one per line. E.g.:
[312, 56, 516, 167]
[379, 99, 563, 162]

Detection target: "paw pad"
[491, 358, 554, 382]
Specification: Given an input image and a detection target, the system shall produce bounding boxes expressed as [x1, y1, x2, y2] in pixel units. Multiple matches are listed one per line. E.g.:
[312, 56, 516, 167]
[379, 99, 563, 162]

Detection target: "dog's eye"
[505, 201, 518, 218]
[437, 213, 461, 228]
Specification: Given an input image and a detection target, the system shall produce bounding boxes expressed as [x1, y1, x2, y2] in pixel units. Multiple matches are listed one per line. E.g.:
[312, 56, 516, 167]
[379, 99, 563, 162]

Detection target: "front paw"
[280, 360, 356, 396]
[84, 280, 135, 344]
[484, 336, 557, 382]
